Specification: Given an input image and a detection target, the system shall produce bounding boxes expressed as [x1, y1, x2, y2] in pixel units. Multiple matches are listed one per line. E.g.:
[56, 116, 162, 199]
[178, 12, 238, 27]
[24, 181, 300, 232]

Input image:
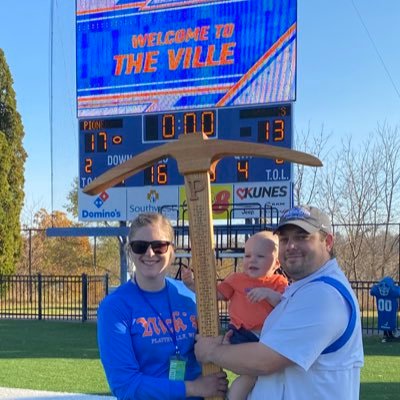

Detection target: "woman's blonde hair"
[128, 212, 174, 242]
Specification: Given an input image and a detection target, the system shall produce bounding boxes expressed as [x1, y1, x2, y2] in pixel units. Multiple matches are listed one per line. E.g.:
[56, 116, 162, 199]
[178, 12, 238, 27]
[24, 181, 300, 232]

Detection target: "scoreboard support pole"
[83, 132, 321, 400]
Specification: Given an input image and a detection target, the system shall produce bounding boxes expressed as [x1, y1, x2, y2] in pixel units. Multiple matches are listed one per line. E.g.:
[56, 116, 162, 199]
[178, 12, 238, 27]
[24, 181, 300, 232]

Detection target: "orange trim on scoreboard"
[77, 83, 231, 104]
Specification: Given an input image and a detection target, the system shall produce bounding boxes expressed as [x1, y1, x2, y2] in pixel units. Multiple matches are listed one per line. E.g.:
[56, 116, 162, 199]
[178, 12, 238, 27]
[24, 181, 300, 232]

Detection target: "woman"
[97, 212, 227, 399]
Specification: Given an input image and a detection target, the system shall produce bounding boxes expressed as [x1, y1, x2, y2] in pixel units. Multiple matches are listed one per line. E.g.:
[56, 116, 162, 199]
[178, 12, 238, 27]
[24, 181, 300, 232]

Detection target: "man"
[195, 205, 364, 399]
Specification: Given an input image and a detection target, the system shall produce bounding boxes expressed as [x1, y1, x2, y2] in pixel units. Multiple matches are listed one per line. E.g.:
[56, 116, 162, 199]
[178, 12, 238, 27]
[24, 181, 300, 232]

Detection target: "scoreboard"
[79, 103, 292, 189]
[76, 0, 297, 221]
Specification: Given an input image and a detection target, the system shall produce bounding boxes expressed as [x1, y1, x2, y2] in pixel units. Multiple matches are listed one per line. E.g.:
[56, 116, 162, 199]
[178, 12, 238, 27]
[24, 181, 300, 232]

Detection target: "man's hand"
[195, 334, 226, 363]
[222, 329, 233, 344]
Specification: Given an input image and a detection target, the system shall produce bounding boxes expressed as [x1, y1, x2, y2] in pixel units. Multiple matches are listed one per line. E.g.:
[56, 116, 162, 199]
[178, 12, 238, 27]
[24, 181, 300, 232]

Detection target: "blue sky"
[0, 0, 399, 220]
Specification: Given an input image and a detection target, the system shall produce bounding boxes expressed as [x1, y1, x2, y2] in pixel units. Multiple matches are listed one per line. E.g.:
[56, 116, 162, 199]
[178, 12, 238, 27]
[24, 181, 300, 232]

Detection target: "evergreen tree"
[0, 49, 27, 274]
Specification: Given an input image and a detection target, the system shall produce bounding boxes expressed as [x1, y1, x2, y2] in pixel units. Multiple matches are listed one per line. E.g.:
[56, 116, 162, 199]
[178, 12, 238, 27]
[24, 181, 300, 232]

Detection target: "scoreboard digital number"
[79, 103, 292, 188]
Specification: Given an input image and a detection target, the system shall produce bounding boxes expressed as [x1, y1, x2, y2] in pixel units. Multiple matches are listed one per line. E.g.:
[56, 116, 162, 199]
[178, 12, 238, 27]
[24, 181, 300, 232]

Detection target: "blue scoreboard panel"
[79, 103, 292, 188]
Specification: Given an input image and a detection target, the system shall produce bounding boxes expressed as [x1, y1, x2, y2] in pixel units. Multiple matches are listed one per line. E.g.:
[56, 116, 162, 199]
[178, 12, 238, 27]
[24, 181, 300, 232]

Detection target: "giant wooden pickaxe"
[83, 133, 322, 399]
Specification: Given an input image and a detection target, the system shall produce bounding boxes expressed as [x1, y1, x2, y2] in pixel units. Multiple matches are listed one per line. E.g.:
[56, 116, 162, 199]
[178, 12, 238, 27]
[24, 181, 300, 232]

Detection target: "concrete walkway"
[0, 388, 115, 400]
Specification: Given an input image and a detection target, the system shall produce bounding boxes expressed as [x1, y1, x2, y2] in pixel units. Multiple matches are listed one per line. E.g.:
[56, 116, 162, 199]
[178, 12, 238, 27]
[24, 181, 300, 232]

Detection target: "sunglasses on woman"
[129, 240, 172, 255]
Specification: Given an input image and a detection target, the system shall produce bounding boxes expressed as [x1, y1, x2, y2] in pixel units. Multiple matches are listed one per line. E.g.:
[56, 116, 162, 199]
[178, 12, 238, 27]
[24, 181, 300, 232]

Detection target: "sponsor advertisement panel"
[179, 184, 233, 220]
[233, 181, 292, 217]
[78, 182, 291, 222]
[127, 186, 179, 220]
[78, 188, 127, 221]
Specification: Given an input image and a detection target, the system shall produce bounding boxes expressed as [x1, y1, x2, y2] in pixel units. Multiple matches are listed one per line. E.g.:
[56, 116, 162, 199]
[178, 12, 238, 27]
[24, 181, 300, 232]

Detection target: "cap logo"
[281, 207, 310, 221]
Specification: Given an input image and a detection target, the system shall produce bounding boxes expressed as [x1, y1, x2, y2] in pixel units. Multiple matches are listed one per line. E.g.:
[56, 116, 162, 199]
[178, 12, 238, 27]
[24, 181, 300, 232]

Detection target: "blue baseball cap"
[274, 205, 332, 234]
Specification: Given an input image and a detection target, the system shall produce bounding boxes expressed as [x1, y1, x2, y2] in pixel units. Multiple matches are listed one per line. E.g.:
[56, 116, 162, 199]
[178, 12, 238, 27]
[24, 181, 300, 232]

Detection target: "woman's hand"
[185, 371, 228, 398]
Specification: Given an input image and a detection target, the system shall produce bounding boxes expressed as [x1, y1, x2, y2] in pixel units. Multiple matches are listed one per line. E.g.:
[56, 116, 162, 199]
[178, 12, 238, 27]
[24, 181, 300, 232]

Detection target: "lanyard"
[134, 275, 180, 356]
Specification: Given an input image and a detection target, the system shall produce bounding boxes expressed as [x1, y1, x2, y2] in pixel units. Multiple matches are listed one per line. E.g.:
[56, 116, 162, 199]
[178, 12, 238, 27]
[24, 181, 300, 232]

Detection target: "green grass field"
[0, 320, 399, 399]
[0, 320, 109, 395]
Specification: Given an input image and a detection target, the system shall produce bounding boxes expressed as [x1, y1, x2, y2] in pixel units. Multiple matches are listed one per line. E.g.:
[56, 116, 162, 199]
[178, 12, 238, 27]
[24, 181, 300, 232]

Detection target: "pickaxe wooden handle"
[84, 133, 322, 399]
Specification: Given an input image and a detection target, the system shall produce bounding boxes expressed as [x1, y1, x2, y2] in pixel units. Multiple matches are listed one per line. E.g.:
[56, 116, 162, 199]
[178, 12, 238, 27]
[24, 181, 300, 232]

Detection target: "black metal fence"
[214, 280, 400, 336]
[0, 274, 398, 335]
[0, 274, 108, 321]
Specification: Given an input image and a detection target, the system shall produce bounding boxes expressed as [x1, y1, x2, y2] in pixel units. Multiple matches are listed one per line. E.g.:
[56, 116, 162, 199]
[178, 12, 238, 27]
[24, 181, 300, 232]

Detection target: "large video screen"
[76, 0, 297, 117]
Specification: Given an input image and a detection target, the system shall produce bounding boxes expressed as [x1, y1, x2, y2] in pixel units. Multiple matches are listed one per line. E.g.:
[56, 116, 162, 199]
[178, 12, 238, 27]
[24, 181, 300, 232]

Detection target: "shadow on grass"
[0, 320, 99, 359]
[360, 382, 400, 400]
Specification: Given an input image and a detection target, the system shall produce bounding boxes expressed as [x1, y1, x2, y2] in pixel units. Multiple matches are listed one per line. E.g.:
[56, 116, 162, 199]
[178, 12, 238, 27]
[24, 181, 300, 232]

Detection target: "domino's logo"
[94, 191, 109, 208]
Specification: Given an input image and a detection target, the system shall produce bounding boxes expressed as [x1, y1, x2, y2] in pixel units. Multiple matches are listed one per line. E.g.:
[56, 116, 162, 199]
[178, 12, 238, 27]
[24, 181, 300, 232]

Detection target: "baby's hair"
[250, 230, 279, 253]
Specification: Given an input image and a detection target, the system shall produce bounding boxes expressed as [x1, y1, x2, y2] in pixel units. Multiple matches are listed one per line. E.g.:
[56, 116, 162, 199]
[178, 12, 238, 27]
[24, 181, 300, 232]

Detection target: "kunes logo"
[81, 191, 121, 219]
[236, 186, 287, 200]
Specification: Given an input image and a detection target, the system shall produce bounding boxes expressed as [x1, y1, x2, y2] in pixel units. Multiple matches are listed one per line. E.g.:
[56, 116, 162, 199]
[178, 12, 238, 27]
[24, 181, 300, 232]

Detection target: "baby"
[183, 231, 288, 399]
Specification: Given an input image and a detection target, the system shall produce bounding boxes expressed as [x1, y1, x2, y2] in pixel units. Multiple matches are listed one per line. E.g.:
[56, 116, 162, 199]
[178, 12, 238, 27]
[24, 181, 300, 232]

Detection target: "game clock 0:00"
[79, 103, 293, 188]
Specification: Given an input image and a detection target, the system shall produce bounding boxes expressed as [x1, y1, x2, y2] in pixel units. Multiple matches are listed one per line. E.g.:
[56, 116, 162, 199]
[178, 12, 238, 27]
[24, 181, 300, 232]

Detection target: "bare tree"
[373, 124, 400, 277]
[293, 122, 330, 205]
[296, 125, 400, 281]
